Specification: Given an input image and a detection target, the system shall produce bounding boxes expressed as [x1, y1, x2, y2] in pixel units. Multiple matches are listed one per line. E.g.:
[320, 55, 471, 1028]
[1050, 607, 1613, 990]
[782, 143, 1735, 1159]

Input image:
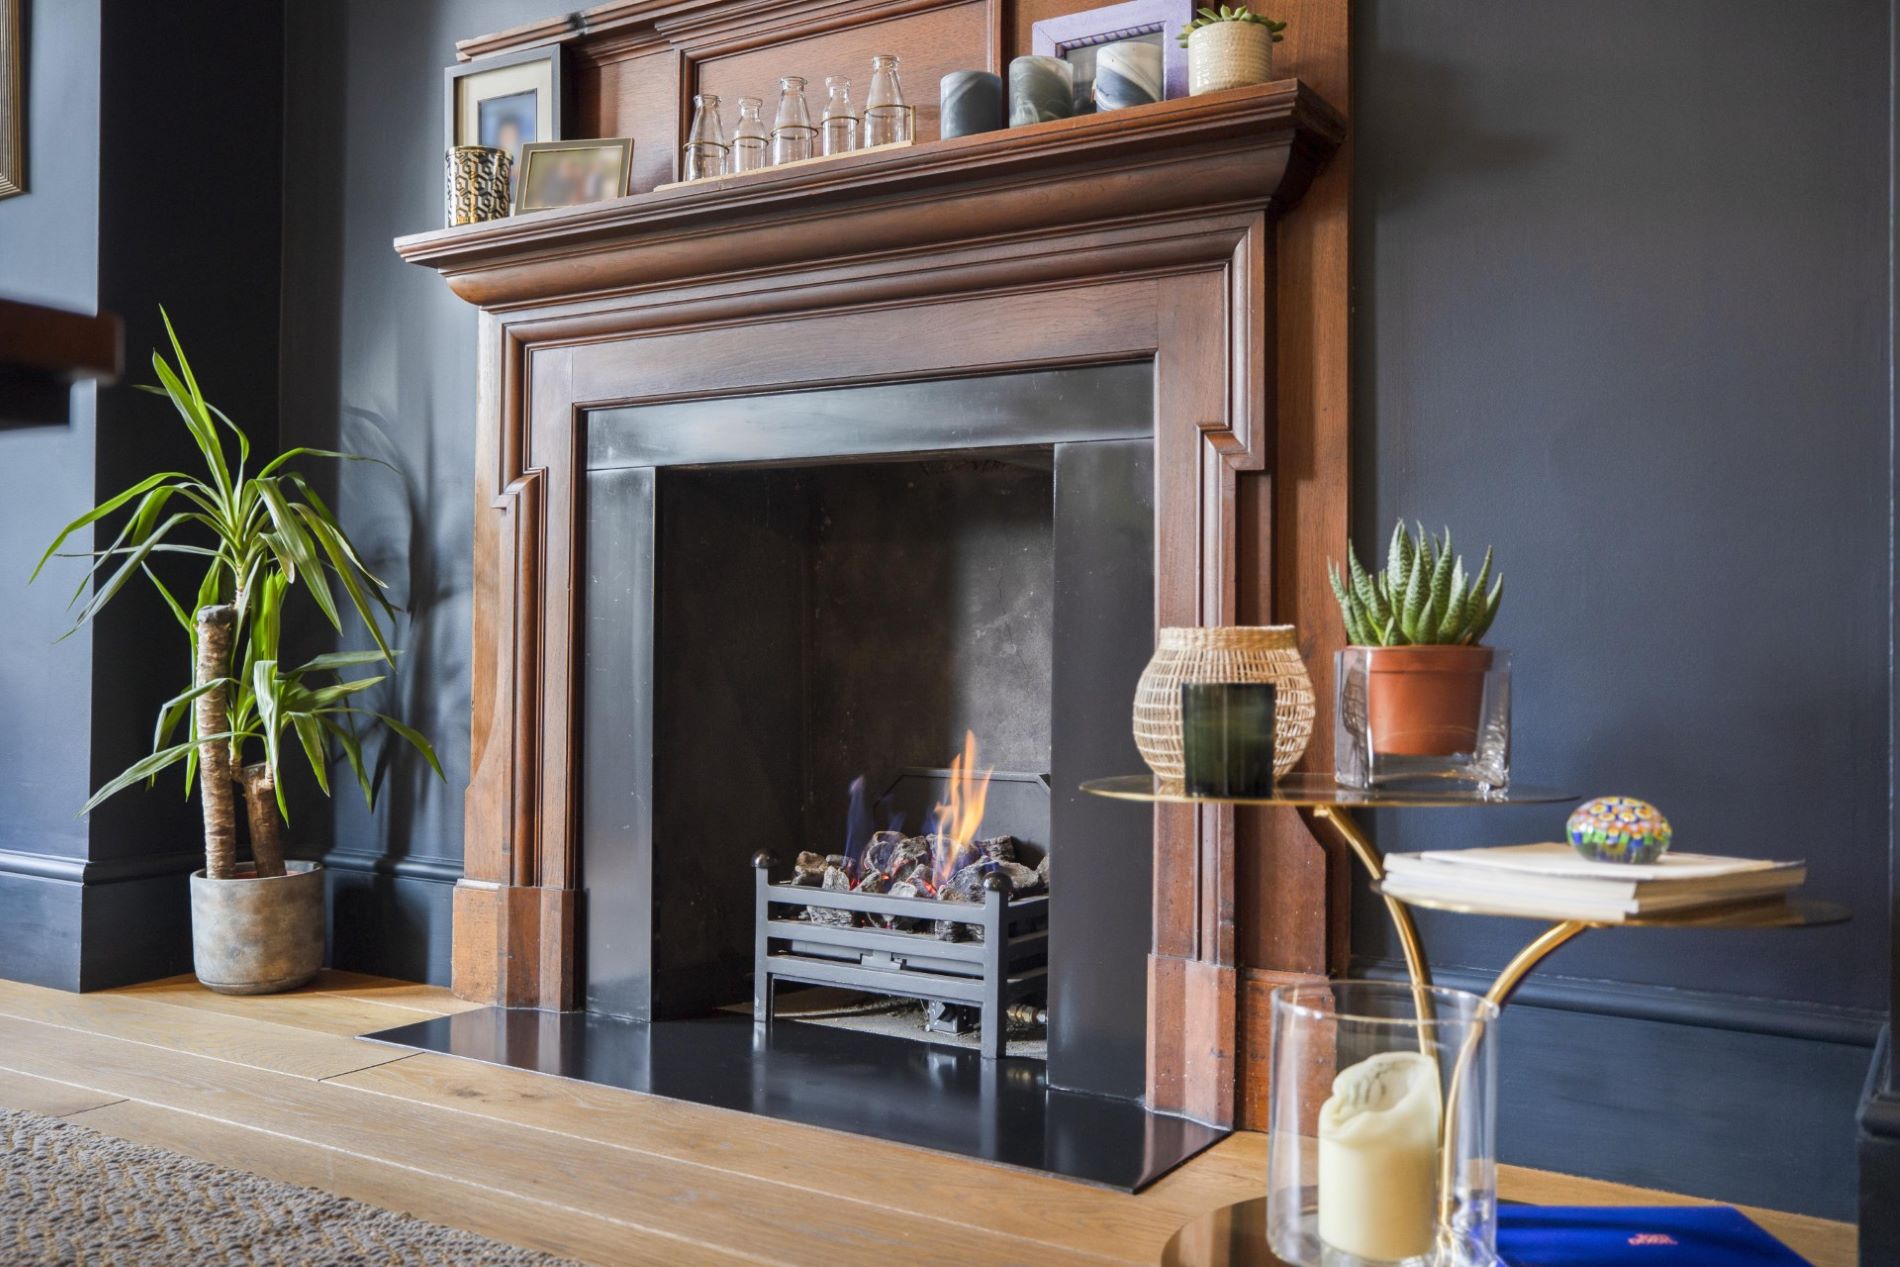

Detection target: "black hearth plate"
[361, 1008, 1227, 1191]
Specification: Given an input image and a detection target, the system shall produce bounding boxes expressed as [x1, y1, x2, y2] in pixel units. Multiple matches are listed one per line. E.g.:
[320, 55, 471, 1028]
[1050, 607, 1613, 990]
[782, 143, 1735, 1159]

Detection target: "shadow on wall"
[1350, 48, 1555, 217]
[278, 3, 507, 985]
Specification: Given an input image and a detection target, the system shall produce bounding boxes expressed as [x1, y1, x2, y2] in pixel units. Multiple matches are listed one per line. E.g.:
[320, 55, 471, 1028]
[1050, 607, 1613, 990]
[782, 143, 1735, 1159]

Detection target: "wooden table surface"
[0, 971, 1856, 1266]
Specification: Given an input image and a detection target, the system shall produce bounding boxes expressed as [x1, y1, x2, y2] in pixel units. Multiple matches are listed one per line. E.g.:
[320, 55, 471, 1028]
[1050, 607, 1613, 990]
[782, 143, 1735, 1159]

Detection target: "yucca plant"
[33, 310, 439, 881]
[1328, 520, 1504, 648]
[1177, 5, 1287, 47]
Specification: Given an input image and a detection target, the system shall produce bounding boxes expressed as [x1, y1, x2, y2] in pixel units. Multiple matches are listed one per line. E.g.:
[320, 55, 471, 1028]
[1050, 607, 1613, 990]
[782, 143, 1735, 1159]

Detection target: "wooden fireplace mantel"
[396, 82, 1343, 306]
[399, 67, 1349, 1129]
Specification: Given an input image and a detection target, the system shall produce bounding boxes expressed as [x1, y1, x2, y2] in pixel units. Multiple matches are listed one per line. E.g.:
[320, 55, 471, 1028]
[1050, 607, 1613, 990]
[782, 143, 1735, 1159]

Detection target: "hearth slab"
[361, 1007, 1226, 1191]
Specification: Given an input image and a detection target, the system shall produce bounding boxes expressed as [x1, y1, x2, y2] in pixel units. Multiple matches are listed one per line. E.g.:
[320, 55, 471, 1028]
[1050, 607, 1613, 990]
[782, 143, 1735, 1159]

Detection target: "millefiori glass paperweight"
[1269, 981, 1501, 1267]
[1335, 646, 1511, 792]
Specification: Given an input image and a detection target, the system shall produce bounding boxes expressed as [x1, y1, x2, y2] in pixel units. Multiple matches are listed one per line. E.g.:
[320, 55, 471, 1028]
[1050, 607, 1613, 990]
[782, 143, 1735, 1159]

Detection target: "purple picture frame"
[1031, 0, 1193, 102]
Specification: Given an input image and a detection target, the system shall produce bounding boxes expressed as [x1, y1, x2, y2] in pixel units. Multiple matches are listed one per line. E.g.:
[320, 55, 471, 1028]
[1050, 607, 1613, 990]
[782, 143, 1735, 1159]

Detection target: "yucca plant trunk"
[195, 604, 240, 879]
[239, 763, 287, 879]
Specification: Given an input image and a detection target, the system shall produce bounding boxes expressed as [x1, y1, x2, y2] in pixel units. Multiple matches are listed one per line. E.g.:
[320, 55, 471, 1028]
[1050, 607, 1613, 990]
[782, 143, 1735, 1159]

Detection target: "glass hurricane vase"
[1268, 981, 1500, 1267]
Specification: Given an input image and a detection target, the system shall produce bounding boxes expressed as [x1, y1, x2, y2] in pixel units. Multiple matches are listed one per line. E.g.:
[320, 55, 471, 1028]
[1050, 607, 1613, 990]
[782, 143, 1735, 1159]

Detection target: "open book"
[1382, 843, 1804, 922]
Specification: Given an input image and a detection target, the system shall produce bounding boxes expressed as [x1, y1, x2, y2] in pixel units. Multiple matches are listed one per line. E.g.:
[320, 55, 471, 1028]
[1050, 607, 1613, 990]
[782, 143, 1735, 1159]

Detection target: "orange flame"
[931, 730, 993, 889]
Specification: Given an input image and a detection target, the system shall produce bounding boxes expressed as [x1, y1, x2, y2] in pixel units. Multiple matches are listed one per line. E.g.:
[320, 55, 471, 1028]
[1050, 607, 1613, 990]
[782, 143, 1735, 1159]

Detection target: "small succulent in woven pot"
[1133, 625, 1315, 785]
[1328, 521, 1505, 757]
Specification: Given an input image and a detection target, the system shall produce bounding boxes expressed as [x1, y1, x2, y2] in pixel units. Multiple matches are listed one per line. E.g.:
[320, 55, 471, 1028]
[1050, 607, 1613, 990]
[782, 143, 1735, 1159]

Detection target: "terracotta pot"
[189, 860, 325, 995]
[1364, 645, 1494, 757]
[1188, 22, 1273, 96]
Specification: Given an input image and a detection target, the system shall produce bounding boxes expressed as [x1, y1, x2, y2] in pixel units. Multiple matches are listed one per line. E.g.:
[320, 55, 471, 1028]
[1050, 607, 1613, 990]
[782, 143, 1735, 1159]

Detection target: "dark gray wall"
[280, 0, 558, 982]
[0, 0, 102, 988]
[1352, 0, 1889, 1220]
[0, 0, 282, 990]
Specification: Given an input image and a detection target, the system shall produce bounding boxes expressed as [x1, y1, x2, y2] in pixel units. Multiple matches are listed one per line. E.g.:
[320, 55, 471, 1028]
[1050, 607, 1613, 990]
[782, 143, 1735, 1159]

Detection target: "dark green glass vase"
[1180, 682, 1277, 796]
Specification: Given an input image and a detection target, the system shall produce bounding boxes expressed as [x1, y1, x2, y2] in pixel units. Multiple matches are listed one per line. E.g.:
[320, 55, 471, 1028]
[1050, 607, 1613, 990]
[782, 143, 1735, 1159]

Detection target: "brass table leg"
[1311, 805, 1432, 991]
[1486, 920, 1591, 1007]
[1436, 920, 1591, 1229]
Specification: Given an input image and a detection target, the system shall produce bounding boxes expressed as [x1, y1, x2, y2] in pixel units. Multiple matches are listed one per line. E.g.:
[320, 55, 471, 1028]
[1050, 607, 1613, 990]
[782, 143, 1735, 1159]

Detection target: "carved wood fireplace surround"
[397, 0, 1349, 1132]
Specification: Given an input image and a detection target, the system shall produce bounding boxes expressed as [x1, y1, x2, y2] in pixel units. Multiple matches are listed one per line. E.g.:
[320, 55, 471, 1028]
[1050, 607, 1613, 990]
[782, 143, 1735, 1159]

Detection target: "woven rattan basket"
[1133, 626, 1315, 783]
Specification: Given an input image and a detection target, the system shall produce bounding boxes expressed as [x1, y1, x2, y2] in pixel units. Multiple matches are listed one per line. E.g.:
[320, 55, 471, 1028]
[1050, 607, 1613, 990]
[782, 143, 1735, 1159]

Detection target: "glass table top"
[1368, 885, 1851, 930]
[1079, 773, 1577, 809]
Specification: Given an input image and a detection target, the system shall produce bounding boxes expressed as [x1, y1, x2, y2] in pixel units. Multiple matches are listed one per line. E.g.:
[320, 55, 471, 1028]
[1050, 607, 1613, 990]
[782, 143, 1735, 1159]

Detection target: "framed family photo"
[513, 139, 635, 213]
[444, 45, 564, 173]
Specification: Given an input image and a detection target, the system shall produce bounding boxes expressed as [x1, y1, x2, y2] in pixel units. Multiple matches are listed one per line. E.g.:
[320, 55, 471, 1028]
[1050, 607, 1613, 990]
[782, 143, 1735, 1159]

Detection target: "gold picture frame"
[0, 0, 22, 200]
[513, 138, 634, 214]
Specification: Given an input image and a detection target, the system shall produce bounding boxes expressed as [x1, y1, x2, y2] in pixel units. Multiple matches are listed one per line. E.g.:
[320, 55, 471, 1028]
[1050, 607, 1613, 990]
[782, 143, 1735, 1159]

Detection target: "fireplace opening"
[579, 362, 1159, 1110]
[647, 450, 1056, 1051]
[389, 364, 1200, 1185]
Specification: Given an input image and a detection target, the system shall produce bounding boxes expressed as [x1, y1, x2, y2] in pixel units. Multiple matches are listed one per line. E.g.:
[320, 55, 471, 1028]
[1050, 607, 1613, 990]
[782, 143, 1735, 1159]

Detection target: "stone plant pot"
[1187, 22, 1273, 96]
[189, 860, 325, 995]
[1364, 645, 1494, 757]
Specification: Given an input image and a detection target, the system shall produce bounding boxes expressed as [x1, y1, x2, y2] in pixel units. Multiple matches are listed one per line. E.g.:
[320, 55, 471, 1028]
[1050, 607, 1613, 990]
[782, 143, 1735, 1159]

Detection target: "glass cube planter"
[1268, 981, 1501, 1267]
[1335, 647, 1510, 793]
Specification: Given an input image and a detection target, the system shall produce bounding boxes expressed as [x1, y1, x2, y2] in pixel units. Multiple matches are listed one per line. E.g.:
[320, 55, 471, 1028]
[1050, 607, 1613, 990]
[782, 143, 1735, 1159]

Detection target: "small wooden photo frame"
[1032, 0, 1193, 106]
[513, 138, 635, 214]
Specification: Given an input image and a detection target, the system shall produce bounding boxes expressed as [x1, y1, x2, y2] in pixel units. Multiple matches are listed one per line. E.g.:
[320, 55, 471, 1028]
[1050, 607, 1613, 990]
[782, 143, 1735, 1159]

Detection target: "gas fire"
[928, 729, 992, 889]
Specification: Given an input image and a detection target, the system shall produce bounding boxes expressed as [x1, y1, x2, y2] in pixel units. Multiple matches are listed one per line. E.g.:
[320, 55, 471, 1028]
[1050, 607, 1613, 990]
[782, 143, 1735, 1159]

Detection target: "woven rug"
[0, 1108, 580, 1266]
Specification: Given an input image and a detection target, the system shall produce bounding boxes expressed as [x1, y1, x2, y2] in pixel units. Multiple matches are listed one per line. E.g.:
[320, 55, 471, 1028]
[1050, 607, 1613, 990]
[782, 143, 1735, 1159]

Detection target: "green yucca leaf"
[47, 309, 443, 833]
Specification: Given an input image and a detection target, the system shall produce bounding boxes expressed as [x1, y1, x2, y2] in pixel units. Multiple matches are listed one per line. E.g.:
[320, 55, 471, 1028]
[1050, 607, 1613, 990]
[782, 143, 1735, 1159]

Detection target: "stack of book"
[1381, 843, 1804, 922]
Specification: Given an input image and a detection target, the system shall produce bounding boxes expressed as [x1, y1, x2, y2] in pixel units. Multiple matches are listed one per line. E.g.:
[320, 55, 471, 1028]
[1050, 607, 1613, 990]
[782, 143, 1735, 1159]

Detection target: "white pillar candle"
[1318, 1049, 1442, 1262]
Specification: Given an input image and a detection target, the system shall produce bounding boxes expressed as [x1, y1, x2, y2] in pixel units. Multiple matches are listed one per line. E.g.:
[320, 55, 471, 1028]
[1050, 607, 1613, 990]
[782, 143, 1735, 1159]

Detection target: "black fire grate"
[752, 851, 1049, 1058]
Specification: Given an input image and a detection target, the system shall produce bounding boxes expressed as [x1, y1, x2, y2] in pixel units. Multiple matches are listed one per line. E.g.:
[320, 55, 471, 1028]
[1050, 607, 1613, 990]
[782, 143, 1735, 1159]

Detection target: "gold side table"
[1079, 775, 1851, 1267]
[1079, 773, 1578, 996]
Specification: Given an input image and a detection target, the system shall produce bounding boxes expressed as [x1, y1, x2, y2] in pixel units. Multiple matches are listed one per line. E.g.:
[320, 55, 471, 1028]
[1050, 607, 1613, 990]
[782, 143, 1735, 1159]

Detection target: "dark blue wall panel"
[1353, 0, 1891, 1219]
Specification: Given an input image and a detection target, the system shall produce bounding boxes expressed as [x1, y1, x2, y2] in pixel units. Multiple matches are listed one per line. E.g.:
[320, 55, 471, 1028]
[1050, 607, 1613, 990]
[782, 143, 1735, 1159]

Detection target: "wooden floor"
[0, 971, 1856, 1267]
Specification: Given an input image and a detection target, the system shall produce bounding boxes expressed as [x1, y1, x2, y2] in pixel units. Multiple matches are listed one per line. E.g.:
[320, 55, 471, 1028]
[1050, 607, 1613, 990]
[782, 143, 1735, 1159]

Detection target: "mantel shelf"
[393, 79, 1345, 309]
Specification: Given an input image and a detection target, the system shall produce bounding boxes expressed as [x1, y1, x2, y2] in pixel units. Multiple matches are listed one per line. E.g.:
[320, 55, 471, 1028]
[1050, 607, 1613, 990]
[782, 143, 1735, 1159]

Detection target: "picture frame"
[1031, 0, 1193, 107]
[0, 0, 22, 200]
[513, 138, 635, 214]
[444, 45, 565, 176]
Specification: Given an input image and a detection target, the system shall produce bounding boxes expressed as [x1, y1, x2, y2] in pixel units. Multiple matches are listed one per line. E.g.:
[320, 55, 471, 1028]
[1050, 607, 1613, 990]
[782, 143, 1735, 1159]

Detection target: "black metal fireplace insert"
[753, 850, 1049, 1058]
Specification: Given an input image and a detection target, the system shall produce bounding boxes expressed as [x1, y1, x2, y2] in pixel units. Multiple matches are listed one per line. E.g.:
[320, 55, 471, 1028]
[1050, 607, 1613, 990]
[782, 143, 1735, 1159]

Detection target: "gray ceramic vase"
[1093, 40, 1164, 112]
[1008, 55, 1074, 127]
[940, 70, 1005, 139]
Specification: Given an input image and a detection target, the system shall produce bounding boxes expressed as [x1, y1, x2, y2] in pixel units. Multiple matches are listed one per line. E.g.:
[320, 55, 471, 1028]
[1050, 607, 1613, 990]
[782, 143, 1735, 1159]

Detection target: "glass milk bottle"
[731, 95, 769, 172]
[821, 76, 859, 156]
[771, 76, 816, 164]
[681, 93, 728, 181]
[862, 54, 912, 147]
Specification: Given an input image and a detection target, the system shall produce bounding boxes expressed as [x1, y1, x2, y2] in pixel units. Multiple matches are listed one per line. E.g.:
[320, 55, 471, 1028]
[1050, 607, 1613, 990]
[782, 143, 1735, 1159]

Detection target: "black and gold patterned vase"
[445, 146, 512, 226]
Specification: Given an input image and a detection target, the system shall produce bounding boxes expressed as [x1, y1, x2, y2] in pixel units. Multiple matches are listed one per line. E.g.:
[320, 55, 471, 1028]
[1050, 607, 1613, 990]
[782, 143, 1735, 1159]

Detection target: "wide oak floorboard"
[0, 974, 1858, 1267]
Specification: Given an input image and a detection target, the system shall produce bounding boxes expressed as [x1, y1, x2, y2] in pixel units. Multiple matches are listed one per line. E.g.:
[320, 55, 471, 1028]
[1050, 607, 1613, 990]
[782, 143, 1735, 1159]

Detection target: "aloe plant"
[33, 310, 440, 880]
[1328, 521, 1504, 648]
[1177, 5, 1288, 47]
